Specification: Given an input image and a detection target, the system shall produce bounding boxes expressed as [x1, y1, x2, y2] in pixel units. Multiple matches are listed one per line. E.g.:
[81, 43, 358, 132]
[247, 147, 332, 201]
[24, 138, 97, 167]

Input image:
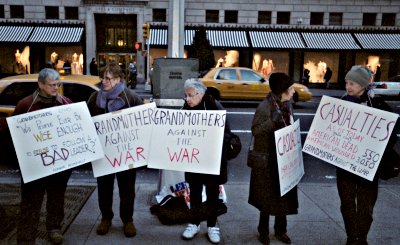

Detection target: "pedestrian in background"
[89, 57, 99, 76]
[14, 68, 72, 245]
[337, 65, 398, 245]
[87, 61, 143, 238]
[248, 72, 298, 245]
[180, 78, 232, 244]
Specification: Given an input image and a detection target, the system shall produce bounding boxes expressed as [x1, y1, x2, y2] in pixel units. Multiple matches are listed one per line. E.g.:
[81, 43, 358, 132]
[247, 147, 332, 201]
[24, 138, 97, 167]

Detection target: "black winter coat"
[183, 93, 231, 185]
[248, 93, 299, 215]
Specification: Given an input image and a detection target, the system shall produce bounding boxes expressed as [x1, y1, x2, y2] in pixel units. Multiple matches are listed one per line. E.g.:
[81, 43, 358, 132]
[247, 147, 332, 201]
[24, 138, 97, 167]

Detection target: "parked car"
[200, 67, 312, 102]
[0, 74, 101, 117]
[372, 75, 400, 98]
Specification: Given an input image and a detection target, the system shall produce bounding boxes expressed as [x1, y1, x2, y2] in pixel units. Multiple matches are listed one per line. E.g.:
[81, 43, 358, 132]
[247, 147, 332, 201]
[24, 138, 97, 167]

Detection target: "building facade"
[0, 0, 399, 87]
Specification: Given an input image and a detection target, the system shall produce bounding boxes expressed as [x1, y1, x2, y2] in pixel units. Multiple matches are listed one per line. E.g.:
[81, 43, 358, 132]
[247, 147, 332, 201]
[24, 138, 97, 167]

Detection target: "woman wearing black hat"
[248, 73, 299, 245]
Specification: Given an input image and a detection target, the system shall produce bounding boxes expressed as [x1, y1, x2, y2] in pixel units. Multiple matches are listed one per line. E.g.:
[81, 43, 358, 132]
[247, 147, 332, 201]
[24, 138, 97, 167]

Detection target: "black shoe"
[275, 233, 291, 244]
[258, 234, 270, 245]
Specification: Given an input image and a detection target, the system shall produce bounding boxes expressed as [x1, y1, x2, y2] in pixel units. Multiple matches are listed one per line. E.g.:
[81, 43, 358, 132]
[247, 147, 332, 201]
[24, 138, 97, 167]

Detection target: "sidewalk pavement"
[61, 177, 400, 245]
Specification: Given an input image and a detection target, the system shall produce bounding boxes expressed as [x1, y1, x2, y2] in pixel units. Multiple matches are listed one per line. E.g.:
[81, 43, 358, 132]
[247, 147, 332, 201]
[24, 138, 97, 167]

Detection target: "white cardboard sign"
[302, 96, 398, 181]
[275, 119, 304, 196]
[7, 102, 104, 183]
[147, 108, 226, 175]
[91, 103, 156, 177]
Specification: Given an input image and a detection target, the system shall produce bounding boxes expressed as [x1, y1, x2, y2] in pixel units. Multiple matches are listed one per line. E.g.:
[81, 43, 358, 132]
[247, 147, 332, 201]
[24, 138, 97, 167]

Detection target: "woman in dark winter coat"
[337, 65, 399, 245]
[87, 61, 143, 238]
[180, 78, 231, 244]
[249, 72, 298, 245]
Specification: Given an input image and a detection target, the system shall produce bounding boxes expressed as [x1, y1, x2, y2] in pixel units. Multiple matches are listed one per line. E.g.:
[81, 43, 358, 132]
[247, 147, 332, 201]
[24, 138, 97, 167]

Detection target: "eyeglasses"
[46, 82, 61, 88]
[103, 76, 118, 81]
[183, 93, 199, 100]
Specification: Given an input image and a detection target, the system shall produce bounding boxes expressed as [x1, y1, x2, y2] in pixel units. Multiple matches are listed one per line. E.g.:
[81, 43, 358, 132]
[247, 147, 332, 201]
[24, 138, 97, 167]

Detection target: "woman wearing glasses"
[180, 78, 232, 244]
[87, 61, 143, 238]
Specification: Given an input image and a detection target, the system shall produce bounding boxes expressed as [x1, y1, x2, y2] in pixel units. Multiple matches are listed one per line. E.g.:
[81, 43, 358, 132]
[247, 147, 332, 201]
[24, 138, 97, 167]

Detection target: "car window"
[216, 69, 237, 80]
[240, 70, 264, 82]
[62, 82, 97, 103]
[0, 82, 37, 106]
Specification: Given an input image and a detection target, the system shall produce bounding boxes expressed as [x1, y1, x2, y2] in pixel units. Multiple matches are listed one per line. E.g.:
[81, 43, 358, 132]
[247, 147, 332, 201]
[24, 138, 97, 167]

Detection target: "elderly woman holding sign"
[337, 65, 399, 245]
[248, 73, 298, 245]
[180, 78, 232, 244]
[87, 61, 143, 238]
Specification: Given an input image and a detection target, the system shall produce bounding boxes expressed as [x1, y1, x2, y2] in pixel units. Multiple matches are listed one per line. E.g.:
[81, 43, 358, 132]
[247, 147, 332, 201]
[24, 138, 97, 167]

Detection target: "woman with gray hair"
[181, 78, 232, 244]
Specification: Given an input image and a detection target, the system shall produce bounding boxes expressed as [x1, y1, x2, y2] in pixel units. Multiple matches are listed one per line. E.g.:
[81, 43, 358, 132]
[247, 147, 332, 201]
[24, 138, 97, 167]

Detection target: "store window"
[258, 11, 271, 24]
[65, 7, 79, 20]
[277, 12, 290, 25]
[329, 12, 342, 25]
[206, 10, 219, 23]
[10, 5, 24, 19]
[45, 6, 59, 19]
[362, 13, 376, 26]
[95, 14, 137, 52]
[153, 8, 166, 22]
[303, 52, 339, 84]
[0, 5, 4, 18]
[382, 13, 396, 26]
[225, 10, 238, 23]
[310, 12, 324, 25]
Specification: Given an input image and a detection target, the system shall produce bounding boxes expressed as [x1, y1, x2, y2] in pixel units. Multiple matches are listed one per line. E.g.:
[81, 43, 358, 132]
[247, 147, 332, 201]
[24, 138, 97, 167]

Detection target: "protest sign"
[91, 102, 156, 177]
[7, 102, 104, 183]
[275, 119, 304, 196]
[303, 96, 398, 181]
[147, 108, 226, 175]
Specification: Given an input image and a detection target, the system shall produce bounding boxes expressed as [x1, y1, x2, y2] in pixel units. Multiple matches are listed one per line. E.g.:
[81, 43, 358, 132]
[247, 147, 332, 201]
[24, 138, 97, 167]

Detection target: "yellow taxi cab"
[0, 73, 101, 117]
[200, 67, 312, 102]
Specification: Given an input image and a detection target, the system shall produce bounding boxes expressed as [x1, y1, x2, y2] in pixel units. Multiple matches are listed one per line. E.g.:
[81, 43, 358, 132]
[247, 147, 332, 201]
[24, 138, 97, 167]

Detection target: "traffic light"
[142, 23, 150, 39]
[135, 42, 142, 51]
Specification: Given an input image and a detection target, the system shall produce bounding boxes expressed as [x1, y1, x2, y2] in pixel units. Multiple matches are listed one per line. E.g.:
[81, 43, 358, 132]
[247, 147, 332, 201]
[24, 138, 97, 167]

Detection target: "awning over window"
[28, 26, 84, 43]
[354, 33, 400, 49]
[302, 32, 361, 49]
[205, 30, 249, 48]
[148, 29, 168, 46]
[149, 29, 249, 48]
[0, 26, 34, 42]
[249, 31, 305, 49]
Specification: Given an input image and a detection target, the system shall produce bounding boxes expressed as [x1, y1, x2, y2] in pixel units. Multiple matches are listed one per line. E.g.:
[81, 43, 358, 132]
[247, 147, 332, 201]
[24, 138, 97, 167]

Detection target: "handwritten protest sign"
[275, 119, 304, 196]
[147, 108, 226, 175]
[91, 103, 156, 177]
[7, 102, 104, 183]
[303, 96, 398, 181]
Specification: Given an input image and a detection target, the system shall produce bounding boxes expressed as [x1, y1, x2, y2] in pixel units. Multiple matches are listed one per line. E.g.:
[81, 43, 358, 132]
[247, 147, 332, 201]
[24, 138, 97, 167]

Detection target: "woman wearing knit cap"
[337, 65, 398, 245]
[248, 72, 299, 245]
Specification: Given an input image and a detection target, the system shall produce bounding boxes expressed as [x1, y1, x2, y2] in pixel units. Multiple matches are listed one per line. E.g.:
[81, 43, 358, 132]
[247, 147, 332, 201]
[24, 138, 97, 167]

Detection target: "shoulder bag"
[247, 136, 269, 169]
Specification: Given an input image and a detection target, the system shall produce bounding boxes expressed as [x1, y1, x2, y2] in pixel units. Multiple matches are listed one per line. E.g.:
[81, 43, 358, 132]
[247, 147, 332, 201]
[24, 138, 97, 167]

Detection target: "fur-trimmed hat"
[269, 72, 294, 95]
[345, 65, 373, 88]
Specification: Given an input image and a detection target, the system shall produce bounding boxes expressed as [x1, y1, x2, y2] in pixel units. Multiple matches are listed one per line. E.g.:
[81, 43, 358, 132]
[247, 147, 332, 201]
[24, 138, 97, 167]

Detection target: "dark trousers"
[337, 171, 378, 244]
[17, 170, 71, 245]
[97, 169, 136, 224]
[258, 212, 287, 236]
[189, 181, 220, 227]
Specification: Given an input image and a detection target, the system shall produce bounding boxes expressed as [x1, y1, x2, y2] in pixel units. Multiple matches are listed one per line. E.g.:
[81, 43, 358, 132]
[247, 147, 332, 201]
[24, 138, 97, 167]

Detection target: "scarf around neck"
[96, 82, 126, 112]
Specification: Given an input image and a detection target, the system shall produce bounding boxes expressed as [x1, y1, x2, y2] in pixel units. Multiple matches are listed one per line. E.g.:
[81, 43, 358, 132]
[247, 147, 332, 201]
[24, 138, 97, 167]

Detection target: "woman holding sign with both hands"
[180, 78, 232, 244]
[337, 65, 399, 245]
[248, 73, 299, 245]
[87, 61, 143, 238]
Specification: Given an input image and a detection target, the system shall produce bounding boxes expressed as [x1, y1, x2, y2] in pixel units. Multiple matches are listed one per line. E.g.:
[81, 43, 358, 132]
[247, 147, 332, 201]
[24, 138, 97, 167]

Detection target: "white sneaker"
[207, 227, 221, 244]
[182, 224, 200, 240]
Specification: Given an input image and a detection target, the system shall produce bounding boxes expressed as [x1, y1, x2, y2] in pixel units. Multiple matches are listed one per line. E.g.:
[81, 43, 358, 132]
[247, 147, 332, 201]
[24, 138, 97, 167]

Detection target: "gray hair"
[38, 68, 60, 84]
[184, 78, 207, 94]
